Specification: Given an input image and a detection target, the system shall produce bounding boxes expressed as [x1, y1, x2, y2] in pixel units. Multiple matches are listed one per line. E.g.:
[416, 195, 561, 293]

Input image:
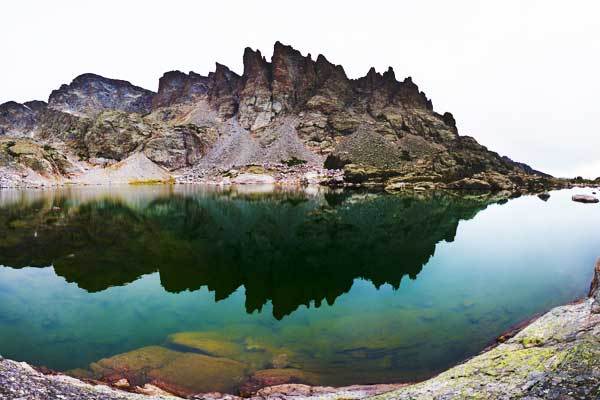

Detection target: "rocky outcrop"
[0, 42, 556, 189]
[369, 262, 600, 400]
[0, 137, 77, 187]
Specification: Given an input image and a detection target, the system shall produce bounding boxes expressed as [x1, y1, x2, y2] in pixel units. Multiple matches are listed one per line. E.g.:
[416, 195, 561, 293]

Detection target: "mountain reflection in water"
[0, 186, 597, 392]
[0, 185, 495, 319]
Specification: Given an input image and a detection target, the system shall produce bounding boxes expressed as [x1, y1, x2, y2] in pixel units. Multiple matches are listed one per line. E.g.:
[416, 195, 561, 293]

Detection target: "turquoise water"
[0, 186, 598, 391]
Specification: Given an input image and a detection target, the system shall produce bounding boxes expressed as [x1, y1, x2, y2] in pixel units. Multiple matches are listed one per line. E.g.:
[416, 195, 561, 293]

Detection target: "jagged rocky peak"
[48, 73, 155, 117]
[206, 63, 242, 120]
[0, 100, 47, 137]
[238, 47, 274, 130]
[150, 42, 436, 123]
[354, 67, 432, 111]
[271, 41, 318, 112]
[152, 70, 210, 109]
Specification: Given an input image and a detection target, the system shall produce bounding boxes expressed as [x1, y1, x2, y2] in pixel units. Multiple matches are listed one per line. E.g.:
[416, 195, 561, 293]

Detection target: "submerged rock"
[87, 346, 247, 395]
[239, 368, 321, 396]
[572, 194, 599, 203]
[167, 332, 244, 359]
[167, 331, 298, 371]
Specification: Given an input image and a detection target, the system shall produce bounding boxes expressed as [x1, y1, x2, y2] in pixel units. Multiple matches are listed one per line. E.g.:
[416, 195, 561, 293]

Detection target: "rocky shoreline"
[2, 260, 599, 400]
[0, 148, 592, 196]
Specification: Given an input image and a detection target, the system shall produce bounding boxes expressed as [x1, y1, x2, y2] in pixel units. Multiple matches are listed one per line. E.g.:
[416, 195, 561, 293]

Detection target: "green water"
[0, 185, 598, 392]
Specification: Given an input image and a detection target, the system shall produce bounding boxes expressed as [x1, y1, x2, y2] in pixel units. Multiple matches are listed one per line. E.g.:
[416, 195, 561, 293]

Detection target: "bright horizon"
[2, 0, 598, 178]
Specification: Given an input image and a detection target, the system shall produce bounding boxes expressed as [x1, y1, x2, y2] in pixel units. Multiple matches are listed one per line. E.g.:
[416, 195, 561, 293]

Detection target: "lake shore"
[1, 150, 594, 194]
[2, 260, 599, 400]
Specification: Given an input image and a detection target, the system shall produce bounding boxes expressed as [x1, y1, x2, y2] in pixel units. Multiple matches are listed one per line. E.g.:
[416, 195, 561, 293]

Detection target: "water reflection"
[0, 185, 498, 319]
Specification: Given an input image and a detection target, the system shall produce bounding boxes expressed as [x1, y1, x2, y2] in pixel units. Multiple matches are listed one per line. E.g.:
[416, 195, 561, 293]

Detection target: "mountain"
[0, 42, 558, 191]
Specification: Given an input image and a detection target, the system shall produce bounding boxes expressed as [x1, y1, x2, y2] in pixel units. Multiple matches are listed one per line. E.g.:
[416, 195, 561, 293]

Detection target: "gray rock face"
[0, 101, 46, 137]
[238, 48, 274, 130]
[48, 73, 155, 116]
[143, 125, 208, 170]
[572, 194, 599, 203]
[84, 111, 152, 160]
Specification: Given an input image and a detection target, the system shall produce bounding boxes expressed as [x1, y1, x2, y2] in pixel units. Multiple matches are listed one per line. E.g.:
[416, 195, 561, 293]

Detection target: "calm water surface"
[0, 185, 598, 392]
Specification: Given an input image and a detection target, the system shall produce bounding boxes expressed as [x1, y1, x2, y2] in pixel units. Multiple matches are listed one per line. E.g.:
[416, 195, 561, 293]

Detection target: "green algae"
[167, 331, 299, 371]
[167, 332, 244, 358]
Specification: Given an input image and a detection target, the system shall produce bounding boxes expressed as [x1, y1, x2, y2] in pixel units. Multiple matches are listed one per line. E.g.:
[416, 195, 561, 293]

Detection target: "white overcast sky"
[1, 0, 598, 177]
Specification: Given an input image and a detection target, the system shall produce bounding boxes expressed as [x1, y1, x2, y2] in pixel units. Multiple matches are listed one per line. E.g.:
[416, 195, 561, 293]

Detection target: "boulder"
[572, 194, 599, 203]
[446, 178, 492, 191]
[232, 173, 276, 185]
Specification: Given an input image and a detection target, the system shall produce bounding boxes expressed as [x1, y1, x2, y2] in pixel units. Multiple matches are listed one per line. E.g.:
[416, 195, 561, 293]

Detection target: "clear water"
[0, 185, 598, 392]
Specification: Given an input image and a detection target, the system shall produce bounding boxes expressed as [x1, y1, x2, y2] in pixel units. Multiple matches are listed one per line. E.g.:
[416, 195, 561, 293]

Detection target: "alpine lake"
[0, 185, 598, 395]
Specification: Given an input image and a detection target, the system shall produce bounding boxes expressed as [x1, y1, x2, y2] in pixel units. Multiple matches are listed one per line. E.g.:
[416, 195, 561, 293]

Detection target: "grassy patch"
[282, 157, 307, 167]
[128, 177, 175, 185]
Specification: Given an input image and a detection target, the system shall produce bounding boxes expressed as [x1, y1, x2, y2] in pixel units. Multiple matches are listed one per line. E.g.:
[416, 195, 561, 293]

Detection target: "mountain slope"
[0, 42, 557, 190]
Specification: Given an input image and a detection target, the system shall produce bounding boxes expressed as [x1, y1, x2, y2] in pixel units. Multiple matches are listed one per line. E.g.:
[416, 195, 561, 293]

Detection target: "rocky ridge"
[1, 259, 599, 400]
[0, 42, 564, 191]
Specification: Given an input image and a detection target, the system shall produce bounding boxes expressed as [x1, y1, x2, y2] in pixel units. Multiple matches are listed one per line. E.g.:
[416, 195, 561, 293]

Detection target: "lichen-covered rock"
[85, 111, 153, 160]
[369, 263, 600, 400]
[0, 138, 74, 179]
[143, 124, 209, 170]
